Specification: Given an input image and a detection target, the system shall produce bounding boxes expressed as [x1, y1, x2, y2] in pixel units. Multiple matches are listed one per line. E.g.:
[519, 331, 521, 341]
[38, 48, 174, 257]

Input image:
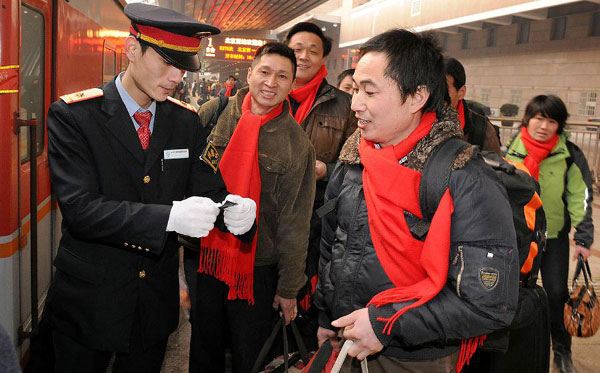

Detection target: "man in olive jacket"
[285, 23, 357, 324]
[189, 43, 316, 373]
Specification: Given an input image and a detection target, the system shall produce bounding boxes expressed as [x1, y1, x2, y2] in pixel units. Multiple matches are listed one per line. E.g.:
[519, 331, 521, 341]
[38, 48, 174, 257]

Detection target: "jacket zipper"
[452, 245, 464, 297]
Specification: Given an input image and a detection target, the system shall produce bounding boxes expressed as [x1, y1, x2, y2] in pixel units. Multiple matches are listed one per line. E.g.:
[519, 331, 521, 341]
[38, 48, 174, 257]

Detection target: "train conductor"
[44, 4, 256, 372]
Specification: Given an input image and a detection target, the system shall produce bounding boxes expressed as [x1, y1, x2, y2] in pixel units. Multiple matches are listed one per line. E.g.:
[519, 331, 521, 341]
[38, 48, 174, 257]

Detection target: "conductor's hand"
[166, 196, 219, 237]
[223, 194, 256, 235]
[273, 295, 297, 325]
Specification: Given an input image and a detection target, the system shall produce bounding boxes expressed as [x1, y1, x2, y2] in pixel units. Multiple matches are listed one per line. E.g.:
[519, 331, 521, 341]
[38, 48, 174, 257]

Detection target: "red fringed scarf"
[289, 65, 328, 125]
[199, 94, 283, 303]
[224, 83, 234, 97]
[520, 126, 558, 180]
[361, 112, 485, 372]
[361, 112, 452, 333]
[457, 100, 466, 130]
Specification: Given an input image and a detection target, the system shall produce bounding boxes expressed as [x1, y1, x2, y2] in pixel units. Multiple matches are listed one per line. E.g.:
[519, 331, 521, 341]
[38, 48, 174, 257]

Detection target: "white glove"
[223, 194, 256, 235]
[166, 196, 220, 237]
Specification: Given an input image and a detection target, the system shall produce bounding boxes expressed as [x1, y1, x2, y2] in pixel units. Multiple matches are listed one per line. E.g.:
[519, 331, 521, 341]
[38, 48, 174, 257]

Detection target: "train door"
[16, 0, 54, 350]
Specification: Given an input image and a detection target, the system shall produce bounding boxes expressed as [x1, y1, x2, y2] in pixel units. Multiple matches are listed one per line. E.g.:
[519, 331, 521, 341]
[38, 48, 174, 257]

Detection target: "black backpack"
[409, 138, 546, 290]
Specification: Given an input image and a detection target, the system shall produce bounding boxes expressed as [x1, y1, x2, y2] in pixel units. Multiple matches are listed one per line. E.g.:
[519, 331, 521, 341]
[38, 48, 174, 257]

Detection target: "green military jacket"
[198, 88, 316, 298]
[506, 131, 594, 247]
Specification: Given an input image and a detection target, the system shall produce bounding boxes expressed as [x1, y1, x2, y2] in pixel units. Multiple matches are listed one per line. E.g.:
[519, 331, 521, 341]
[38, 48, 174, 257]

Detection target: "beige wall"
[446, 11, 600, 120]
[341, 0, 541, 45]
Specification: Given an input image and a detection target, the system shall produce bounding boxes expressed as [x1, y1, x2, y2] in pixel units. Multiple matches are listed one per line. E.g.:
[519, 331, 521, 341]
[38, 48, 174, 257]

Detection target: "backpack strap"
[419, 138, 471, 221]
[206, 95, 229, 132]
[464, 109, 487, 149]
[405, 138, 470, 240]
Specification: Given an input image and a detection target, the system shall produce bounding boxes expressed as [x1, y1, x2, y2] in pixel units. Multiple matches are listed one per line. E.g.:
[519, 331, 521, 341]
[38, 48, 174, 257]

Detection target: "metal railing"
[490, 117, 600, 188]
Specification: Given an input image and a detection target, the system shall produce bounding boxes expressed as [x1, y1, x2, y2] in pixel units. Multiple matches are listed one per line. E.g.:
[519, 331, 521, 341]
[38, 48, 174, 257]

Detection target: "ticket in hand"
[219, 200, 237, 211]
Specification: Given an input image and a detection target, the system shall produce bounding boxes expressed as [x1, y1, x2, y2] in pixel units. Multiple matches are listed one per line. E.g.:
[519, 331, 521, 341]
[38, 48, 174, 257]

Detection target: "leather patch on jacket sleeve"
[201, 142, 220, 173]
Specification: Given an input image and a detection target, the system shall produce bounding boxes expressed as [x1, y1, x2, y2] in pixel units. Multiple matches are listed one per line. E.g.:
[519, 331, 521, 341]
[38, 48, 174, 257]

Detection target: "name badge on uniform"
[164, 149, 189, 160]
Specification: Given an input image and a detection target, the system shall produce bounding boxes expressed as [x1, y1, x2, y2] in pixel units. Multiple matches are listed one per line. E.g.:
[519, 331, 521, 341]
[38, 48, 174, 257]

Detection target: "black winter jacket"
[314, 110, 520, 361]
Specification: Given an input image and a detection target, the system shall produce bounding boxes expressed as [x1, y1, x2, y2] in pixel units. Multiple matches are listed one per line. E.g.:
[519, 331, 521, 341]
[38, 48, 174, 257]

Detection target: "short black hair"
[285, 22, 332, 57]
[358, 29, 446, 113]
[253, 42, 297, 79]
[443, 57, 466, 90]
[228, 75, 236, 80]
[337, 69, 355, 86]
[522, 95, 569, 134]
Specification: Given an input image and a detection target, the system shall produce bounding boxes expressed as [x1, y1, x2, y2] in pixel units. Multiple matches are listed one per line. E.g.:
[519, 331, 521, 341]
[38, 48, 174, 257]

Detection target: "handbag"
[303, 340, 368, 373]
[563, 255, 600, 337]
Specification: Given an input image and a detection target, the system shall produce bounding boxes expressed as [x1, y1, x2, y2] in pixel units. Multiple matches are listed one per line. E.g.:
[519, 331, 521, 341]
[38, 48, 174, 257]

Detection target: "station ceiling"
[121, 0, 330, 32]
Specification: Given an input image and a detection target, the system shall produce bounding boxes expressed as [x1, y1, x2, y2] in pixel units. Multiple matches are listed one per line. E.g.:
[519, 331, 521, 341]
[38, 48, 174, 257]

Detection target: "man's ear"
[124, 36, 140, 62]
[247, 66, 252, 82]
[320, 54, 328, 66]
[458, 85, 467, 101]
[409, 86, 431, 114]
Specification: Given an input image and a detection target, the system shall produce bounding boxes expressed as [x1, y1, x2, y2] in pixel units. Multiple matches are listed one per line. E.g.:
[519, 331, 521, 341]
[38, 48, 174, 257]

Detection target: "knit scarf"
[457, 100, 466, 130]
[224, 83, 234, 97]
[361, 112, 453, 332]
[520, 126, 558, 180]
[199, 93, 283, 303]
[289, 65, 328, 125]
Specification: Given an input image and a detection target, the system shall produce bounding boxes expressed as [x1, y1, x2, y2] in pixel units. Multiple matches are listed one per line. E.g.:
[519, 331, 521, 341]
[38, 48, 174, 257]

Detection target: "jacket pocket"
[53, 247, 107, 284]
[448, 243, 518, 321]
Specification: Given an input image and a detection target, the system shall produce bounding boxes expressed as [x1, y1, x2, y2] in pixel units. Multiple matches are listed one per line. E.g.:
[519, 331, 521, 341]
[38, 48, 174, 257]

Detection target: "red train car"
[0, 0, 129, 361]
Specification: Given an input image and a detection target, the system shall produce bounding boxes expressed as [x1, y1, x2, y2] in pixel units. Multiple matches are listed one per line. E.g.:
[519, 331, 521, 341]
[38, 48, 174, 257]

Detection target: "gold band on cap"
[130, 25, 203, 53]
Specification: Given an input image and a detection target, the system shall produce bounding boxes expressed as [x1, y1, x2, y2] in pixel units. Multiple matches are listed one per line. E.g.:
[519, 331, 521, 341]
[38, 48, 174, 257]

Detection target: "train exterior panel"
[0, 0, 129, 359]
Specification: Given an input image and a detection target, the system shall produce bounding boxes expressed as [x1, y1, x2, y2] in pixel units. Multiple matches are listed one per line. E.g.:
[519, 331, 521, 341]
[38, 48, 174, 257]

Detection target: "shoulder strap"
[464, 109, 487, 148]
[565, 139, 577, 170]
[419, 138, 471, 221]
[406, 138, 470, 240]
[206, 95, 229, 132]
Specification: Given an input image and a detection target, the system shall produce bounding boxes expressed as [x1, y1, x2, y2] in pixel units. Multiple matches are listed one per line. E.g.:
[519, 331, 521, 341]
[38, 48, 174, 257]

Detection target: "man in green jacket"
[189, 43, 316, 373]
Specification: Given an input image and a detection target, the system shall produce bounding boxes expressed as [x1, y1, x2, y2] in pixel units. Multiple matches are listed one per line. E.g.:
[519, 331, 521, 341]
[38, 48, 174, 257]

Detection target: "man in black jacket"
[444, 57, 501, 154]
[314, 29, 519, 372]
[44, 4, 256, 372]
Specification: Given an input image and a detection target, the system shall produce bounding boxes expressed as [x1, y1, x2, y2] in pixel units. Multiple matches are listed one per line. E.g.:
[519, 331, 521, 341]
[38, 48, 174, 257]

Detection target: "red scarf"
[289, 65, 328, 125]
[225, 83, 234, 97]
[457, 100, 466, 130]
[520, 126, 558, 180]
[361, 112, 484, 372]
[199, 94, 283, 303]
[361, 112, 452, 333]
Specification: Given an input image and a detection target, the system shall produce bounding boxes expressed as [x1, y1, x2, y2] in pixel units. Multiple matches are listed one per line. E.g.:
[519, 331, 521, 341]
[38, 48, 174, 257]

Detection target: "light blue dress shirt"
[115, 73, 156, 133]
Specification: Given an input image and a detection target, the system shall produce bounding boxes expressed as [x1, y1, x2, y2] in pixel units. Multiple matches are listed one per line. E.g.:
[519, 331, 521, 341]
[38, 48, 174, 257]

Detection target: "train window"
[103, 41, 117, 83]
[19, 5, 45, 163]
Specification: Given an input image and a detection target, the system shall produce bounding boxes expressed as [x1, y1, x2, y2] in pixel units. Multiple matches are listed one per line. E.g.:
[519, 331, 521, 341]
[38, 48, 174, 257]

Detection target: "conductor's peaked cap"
[125, 3, 220, 72]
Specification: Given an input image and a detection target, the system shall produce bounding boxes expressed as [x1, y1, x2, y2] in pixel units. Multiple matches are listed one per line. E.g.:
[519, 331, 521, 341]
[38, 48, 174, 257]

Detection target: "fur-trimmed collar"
[338, 105, 473, 171]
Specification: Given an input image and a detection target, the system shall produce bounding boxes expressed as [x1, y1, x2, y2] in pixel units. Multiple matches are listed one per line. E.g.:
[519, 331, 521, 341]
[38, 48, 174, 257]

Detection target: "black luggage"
[464, 284, 550, 372]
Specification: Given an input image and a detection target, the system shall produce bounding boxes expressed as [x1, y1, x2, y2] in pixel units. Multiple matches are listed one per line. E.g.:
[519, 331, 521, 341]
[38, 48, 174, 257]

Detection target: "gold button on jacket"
[143, 175, 150, 184]
[139, 270, 146, 278]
